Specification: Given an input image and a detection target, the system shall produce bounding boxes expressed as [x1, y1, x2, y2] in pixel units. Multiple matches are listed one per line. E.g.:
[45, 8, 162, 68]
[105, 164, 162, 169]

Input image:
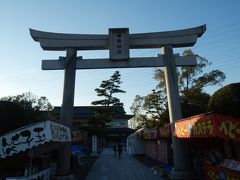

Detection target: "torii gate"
[30, 25, 206, 179]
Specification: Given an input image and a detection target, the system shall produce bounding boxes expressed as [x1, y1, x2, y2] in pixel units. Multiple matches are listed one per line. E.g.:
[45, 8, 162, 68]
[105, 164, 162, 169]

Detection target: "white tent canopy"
[0, 121, 71, 159]
[127, 128, 145, 155]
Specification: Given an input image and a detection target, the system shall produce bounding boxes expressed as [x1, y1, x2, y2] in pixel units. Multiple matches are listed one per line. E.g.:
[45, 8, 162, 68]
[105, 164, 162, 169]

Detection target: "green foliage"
[130, 95, 144, 117]
[0, 101, 25, 135]
[181, 88, 210, 118]
[130, 90, 168, 128]
[91, 71, 126, 127]
[0, 92, 54, 135]
[208, 83, 240, 117]
[89, 106, 114, 126]
[92, 71, 125, 107]
[143, 90, 166, 117]
[154, 49, 225, 118]
[1, 92, 53, 111]
[132, 49, 226, 128]
[154, 49, 226, 93]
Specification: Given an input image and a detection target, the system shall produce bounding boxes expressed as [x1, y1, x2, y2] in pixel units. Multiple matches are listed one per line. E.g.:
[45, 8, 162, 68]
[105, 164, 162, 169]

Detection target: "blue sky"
[0, 1, 240, 114]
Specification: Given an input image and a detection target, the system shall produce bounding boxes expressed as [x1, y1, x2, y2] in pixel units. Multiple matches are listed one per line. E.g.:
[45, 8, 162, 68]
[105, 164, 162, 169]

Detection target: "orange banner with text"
[174, 113, 240, 141]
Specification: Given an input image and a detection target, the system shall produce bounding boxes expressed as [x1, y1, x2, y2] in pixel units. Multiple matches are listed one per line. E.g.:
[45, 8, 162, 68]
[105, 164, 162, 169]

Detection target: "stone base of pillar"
[52, 174, 75, 180]
[170, 169, 197, 180]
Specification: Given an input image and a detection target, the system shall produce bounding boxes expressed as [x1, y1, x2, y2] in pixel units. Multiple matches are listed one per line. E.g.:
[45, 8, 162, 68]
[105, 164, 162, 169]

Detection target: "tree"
[0, 101, 25, 135]
[132, 49, 226, 129]
[143, 90, 166, 120]
[154, 49, 225, 118]
[130, 95, 147, 127]
[1, 92, 53, 111]
[92, 71, 125, 106]
[91, 71, 126, 126]
[0, 92, 54, 135]
[208, 82, 240, 117]
[181, 88, 210, 118]
[130, 90, 168, 128]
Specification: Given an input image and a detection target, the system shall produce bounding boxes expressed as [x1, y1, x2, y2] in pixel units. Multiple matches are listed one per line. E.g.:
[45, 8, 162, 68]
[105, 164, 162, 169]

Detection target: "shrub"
[208, 83, 240, 117]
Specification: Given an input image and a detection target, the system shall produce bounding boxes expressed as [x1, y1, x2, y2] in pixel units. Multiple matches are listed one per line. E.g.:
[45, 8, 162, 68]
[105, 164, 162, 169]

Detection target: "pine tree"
[91, 71, 126, 125]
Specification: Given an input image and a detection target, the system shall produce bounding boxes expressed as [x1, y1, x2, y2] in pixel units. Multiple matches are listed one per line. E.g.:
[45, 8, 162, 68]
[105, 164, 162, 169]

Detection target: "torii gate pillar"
[57, 49, 77, 177]
[163, 45, 192, 178]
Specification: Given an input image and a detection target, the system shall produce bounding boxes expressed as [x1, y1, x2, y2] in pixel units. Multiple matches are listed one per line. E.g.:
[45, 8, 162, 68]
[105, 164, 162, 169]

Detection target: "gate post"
[162, 45, 192, 179]
[57, 49, 77, 176]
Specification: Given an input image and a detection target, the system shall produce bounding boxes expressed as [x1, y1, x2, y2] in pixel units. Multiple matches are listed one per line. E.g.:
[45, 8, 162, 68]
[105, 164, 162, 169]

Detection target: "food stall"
[135, 125, 173, 175]
[174, 112, 240, 179]
[157, 124, 172, 165]
[0, 120, 71, 179]
[136, 128, 157, 159]
[127, 128, 145, 155]
[142, 128, 157, 160]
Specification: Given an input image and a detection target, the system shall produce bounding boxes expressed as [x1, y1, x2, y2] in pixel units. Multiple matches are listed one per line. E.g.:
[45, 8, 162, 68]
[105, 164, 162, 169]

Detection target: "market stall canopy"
[136, 127, 157, 140]
[127, 128, 145, 155]
[128, 128, 144, 138]
[174, 112, 240, 141]
[136, 125, 172, 140]
[157, 124, 171, 138]
[0, 121, 71, 159]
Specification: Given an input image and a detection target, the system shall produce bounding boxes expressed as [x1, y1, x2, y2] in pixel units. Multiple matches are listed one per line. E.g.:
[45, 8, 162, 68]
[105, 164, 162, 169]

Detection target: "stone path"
[85, 148, 164, 180]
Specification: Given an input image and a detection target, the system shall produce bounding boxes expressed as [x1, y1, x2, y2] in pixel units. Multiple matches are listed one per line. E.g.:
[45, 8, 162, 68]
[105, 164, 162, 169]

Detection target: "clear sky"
[0, 1, 240, 114]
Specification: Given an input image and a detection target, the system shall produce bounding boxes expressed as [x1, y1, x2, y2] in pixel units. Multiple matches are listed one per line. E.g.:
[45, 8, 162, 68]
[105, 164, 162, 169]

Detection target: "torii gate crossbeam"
[30, 25, 205, 50]
[41, 55, 197, 70]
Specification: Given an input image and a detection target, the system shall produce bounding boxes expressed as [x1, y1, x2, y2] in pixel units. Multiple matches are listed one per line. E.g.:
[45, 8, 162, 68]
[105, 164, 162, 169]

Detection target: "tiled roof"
[103, 127, 135, 134]
[53, 106, 133, 120]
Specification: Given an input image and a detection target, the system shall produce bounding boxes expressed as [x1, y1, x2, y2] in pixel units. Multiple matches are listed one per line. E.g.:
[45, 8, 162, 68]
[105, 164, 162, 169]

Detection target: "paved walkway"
[85, 148, 164, 180]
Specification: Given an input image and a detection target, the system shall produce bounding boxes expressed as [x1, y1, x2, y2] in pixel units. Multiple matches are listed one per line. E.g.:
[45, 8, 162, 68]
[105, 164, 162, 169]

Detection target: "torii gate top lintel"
[29, 24, 206, 51]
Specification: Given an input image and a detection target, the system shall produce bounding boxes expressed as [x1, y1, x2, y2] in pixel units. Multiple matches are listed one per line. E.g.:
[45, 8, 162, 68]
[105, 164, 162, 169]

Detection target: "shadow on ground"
[72, 156, 98, 180]
[133, 154, 171, 180]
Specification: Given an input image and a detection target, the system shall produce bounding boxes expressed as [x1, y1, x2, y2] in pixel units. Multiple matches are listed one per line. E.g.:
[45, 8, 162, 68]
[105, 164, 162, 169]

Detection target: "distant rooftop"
[53, 106, 133, 120]
[103, 127, 135, 134]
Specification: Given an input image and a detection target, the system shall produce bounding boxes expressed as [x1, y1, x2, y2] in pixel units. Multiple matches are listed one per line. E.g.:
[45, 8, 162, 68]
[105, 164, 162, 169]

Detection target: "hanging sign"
[0, 121, 71, 159]
[203, 163, 240, 180]
[158, 124, 171, 138]
[174, 113, 240, 141]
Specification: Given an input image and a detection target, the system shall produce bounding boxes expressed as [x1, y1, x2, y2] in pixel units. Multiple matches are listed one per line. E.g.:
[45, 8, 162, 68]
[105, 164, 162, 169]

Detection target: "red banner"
[203, 162, 240, 180]
[174, 113, 240, 141]
[215, 115, 240, 141]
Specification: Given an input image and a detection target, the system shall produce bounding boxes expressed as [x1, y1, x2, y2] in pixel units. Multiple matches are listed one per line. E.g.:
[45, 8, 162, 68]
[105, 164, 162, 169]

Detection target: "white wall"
[107, 119, 128, 128]
[128, 117, 140, 129]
